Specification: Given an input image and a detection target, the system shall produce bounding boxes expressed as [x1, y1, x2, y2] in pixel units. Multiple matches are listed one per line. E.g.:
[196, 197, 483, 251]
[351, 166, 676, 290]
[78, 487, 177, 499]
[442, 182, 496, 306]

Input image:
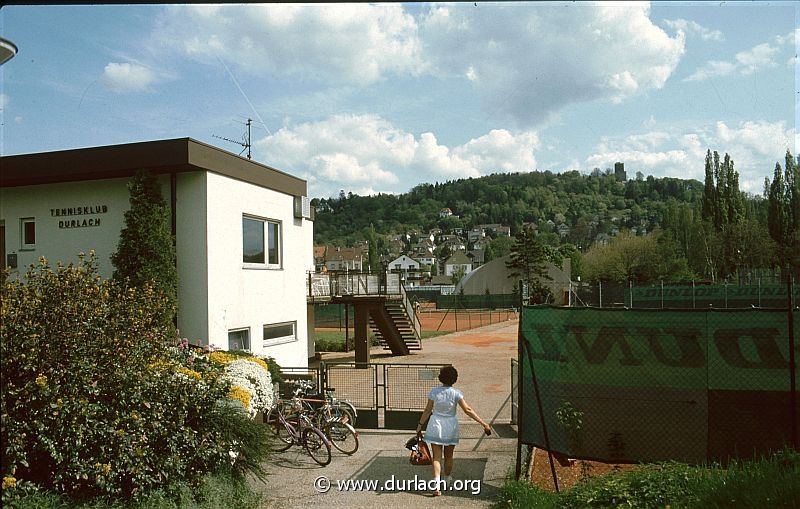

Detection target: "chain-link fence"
[572, 280, 800, 309]
[518, 304, 798, 464]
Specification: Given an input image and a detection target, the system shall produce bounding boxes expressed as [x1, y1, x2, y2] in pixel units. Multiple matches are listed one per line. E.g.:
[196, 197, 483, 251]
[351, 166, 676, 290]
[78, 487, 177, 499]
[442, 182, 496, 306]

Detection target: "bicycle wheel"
[302, 427, 331, 466]
[265, 406, 283, 436]
[326, 420, 359, 455]
[272, 420, 295, 452]
[332, 401, 357, 426]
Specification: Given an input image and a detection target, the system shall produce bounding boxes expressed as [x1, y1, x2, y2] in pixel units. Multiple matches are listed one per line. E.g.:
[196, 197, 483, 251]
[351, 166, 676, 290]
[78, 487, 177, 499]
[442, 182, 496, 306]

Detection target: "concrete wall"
[204, 171, 312, 367]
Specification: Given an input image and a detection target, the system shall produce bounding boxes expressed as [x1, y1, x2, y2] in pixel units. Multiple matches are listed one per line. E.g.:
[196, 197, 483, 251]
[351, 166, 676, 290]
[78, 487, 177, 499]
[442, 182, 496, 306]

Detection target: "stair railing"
[400, 281, 421, 341]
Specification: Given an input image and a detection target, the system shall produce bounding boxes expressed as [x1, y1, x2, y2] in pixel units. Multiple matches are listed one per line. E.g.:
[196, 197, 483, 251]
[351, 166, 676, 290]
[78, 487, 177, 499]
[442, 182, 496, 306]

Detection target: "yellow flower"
[229, 385, 251, 410]
[177, 368, 201, 380]
[2, 476, 16, 490]
[95, 463, 112, 475]
[131, 411, 140, 421]
[208, 351, 237, 365]
[35, 374, 47, 388]
[248, 357, 270, 372]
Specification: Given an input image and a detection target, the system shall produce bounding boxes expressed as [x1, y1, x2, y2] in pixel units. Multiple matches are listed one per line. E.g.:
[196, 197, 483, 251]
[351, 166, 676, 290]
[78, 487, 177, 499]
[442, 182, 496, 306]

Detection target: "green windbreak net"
[519, 306, 799, 463]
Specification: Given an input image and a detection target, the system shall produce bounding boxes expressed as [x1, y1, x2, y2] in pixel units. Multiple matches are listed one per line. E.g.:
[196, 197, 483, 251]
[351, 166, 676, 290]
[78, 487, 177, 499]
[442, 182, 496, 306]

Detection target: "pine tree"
[111, 171, 177, 327]
[506, 227, 556, 303]
[702, 150, 717, 224]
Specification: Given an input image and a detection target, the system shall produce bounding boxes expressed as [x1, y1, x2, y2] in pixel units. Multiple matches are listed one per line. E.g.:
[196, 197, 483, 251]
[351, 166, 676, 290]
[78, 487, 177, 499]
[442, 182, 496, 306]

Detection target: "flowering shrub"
[208, 355, 274, 418]
[0, 255, 269, 504]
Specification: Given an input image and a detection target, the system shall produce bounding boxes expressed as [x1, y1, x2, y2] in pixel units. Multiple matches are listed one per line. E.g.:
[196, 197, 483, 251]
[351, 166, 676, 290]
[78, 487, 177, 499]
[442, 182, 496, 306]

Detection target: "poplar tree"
[112, 170, 178, 327]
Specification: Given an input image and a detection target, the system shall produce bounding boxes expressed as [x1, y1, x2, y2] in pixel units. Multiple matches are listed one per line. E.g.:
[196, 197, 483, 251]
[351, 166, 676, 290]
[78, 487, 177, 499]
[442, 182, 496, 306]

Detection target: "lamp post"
[0, 37, 18, 66]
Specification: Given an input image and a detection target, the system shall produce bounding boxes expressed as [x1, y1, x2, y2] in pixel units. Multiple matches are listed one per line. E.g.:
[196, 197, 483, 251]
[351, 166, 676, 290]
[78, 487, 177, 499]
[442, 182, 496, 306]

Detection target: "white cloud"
[663, 18, 724, 41]
[775, 29, 798, 46]
[420, 3, 685, 125]
[153, 3, 684, 126]
[15, 116, 23, 125]
[0, 93, 8, 108]
[101, 62, 158, 92]
[734, 43, 780, 74]
[254, 114, 539, 197]
[585, 120, 795, 194]
[156, 4, 424, 84]
[684, 41, 779, 82]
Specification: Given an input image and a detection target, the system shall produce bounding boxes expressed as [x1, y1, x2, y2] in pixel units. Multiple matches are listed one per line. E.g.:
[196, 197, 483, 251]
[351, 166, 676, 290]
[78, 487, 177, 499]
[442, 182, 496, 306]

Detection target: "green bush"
[8, 470, 262, 509]
[495, 449, 800, 509]
[314, 332, 380, 352]
[1, 256, 269, 504]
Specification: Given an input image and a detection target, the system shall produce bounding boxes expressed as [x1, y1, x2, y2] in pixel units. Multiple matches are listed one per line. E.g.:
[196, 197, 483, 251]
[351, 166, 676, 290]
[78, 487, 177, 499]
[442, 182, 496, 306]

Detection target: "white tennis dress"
[424, 385, 463, 446]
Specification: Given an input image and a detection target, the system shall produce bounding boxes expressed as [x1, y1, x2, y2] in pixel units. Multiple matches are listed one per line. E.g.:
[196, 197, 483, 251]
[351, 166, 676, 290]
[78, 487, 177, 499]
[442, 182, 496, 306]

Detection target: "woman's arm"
[458, 398, 491, 433]
[416, 399, 434, 436]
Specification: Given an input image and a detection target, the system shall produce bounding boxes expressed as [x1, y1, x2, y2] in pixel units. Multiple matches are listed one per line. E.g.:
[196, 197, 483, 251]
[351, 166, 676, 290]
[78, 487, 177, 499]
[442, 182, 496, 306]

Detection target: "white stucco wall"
[0, 177, 141, 277]
[174, 172, 209, 345]
[204, 171, 312, 367]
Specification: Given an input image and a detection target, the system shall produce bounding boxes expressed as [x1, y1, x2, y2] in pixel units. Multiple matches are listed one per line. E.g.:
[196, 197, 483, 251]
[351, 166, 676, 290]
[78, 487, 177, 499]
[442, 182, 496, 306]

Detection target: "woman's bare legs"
[430, 443, 443, 495]
[443, 445, 455, 477]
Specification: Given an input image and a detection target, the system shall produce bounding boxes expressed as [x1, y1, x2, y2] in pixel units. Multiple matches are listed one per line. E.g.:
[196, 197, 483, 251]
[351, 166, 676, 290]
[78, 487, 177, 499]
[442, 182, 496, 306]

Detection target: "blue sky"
[1, 2, 797, 199]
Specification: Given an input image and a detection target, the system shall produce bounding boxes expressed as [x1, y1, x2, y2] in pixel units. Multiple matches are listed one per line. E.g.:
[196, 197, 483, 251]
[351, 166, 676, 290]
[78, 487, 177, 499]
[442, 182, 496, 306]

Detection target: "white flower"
[223, 359, 274, 417]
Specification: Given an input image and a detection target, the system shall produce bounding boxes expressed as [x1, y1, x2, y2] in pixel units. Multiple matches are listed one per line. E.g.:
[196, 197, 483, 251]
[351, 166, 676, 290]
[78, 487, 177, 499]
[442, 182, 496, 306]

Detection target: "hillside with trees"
[312, 150, 799, 283]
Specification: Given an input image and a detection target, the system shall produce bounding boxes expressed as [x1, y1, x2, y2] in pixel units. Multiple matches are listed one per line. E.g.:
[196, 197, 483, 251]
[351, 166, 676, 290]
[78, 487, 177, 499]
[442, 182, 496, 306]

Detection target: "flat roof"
[0, 138, 307, 197]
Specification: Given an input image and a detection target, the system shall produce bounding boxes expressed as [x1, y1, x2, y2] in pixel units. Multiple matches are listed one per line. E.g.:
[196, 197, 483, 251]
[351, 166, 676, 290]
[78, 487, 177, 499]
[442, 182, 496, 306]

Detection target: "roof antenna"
[213, 118, 252, 159]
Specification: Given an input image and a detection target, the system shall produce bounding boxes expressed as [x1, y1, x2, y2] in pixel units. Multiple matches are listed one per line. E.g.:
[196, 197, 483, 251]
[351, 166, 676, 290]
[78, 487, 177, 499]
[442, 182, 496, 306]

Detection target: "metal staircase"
[369, 299, 421, 351]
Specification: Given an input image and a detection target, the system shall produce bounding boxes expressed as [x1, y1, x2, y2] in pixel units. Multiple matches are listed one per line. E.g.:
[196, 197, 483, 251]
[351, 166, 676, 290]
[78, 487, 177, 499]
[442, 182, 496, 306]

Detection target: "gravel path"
[251, 319, 519, 508]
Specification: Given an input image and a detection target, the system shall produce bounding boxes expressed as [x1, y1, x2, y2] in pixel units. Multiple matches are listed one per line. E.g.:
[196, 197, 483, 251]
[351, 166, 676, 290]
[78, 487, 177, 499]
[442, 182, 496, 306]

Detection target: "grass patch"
[8, 471, 262, 509]
[496, 449, 800, 509]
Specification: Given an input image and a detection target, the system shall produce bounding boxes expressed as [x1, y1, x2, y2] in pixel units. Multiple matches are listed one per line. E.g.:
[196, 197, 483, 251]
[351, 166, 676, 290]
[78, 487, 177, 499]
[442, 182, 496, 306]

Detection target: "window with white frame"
[242, 215, 281, 267]
[21, 218, 35, 250]
[228, 328, 251, 352]
[263, 321, 296, 347]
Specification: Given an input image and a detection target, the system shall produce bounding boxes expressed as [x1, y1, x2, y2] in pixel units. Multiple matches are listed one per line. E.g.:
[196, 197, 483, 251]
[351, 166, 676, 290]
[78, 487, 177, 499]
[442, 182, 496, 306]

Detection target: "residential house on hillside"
[444, 250, 473, 277]
[467, 249, 485, 270]
[595, 233, 611, 246]
[325, 246, 365, 272]
[441, 237, 466, 252]
[388, 254, 420, 272]
[412, 238, 435, 254]
[313, 245, 327, 272]
[467, 227, 485, 243]
[439, 207, 453, 218]
[387, 254, 423, 286]
[557, 223, 570, 237]
[473, 238, 490, 250]
[414, 253, 436, 267]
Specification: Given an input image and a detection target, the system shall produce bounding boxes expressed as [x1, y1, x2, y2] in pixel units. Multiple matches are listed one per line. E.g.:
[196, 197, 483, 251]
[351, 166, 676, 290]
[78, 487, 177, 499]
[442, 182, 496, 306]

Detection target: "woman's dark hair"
[438, 366, 458, 386]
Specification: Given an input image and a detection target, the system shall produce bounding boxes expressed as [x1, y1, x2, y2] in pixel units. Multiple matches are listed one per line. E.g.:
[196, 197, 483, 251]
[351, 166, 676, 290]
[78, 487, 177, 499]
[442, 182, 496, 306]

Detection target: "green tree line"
[314, 150, 799, 283]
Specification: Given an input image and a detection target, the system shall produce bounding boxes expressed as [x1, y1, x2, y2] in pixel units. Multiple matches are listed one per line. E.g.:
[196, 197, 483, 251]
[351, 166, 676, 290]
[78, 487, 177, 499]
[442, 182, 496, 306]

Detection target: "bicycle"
[269, 397, 332, 466]
[268, 381, 359, 455]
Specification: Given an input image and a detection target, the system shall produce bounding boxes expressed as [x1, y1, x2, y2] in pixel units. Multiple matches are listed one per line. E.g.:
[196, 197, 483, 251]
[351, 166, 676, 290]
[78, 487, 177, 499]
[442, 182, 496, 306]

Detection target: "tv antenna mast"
[213, 118, 252, 159]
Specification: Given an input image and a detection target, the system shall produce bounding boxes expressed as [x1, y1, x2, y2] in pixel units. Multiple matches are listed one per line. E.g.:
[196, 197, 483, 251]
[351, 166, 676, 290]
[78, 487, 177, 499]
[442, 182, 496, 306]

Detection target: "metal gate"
[321, 362, 449, 430]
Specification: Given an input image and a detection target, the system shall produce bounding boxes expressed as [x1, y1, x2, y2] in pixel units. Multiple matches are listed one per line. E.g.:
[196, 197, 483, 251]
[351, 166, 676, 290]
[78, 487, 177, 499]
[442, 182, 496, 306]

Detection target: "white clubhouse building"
[0, 138, 314, 367]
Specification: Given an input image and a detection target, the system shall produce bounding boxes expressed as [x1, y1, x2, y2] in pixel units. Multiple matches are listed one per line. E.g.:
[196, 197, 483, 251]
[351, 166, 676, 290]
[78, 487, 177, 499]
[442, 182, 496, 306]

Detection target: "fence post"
[724, 280, 728, 308]
[599, 281, 603, 308]
[758, 277, 762, 308]
[629, 280, 634, 308]
[788, 275, 797, 449]
[692, 280, 696, 309]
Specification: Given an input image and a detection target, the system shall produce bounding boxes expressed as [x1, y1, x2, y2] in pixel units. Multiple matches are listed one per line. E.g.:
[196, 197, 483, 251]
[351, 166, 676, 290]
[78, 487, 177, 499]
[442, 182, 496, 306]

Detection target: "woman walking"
[416, 365, 491, 497]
